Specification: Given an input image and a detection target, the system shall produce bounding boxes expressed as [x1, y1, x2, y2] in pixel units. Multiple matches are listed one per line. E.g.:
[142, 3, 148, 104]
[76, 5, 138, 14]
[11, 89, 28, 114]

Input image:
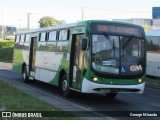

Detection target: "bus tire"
[22, 66, 28, 82]
[61, 75, 71, 97]
[105, 93, 117, 99]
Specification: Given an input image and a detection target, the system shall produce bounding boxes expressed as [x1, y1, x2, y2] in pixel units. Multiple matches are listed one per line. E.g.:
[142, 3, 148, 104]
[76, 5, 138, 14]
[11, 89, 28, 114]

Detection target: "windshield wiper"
[122, 35, 135, 49]
[103, 32, 114, 48]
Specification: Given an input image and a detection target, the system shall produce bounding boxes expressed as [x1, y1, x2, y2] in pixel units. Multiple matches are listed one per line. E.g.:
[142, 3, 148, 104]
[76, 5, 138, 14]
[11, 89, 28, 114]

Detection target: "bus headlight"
[138, 79, 143, 83]
[93, 77, 98, 82]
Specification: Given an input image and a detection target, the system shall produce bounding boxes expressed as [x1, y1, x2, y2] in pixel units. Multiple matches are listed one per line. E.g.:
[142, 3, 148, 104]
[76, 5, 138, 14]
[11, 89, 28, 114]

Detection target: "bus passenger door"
[29, 37, 37, 77]
[70, 34, 84, 89]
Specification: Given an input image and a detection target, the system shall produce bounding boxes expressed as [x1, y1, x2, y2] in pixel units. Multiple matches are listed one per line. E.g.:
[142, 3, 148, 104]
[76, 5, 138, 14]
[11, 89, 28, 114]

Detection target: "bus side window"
[49, 31, 57, 41]
[40, 32, 46, 41]
[20, 34, 25, 43]
[59, 30, 69, 40]
[25, 34, 30, 43]
[16, 35, 20, 42]
[38, 32, 47, 51]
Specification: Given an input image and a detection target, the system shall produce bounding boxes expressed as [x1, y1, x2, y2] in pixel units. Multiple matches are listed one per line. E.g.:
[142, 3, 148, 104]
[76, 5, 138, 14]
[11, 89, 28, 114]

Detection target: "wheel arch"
[22, 62, 27, 74]
[58, 69, 67, 87]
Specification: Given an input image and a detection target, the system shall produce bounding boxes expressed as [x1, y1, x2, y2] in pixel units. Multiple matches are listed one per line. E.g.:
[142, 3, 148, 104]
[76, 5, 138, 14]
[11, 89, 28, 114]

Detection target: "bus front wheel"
[61, 75, 71, 97]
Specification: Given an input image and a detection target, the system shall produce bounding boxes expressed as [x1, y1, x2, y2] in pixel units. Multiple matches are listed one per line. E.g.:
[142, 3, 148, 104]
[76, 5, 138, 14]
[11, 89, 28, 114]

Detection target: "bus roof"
[16, 22, 84, 34]
[16, 20, 143, 35]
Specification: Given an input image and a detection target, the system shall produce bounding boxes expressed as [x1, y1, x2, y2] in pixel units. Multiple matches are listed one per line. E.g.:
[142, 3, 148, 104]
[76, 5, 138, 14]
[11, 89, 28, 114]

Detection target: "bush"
[0, 40, 14, 63]
[0, 40, 14, 48]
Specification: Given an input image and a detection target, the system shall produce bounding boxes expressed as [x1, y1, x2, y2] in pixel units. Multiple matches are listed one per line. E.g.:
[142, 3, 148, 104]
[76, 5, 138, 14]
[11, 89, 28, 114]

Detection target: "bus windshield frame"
[90, 22, 146, 78]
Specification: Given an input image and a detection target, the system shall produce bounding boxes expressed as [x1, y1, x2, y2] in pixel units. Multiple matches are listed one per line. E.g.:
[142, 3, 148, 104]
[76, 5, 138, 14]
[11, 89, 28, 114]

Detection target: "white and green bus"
[12, 20, 146, 98]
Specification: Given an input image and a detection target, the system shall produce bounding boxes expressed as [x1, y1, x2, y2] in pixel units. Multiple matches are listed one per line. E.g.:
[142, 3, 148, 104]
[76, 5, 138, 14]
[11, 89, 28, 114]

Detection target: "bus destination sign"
[97, 25, 137, 35]
[90, 23, 143, 37]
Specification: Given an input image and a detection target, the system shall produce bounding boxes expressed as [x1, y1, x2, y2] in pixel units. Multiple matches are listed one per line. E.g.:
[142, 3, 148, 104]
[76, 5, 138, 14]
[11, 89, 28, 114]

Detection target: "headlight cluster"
[93, 77, 98, 82]
[138, 79, 143, 83]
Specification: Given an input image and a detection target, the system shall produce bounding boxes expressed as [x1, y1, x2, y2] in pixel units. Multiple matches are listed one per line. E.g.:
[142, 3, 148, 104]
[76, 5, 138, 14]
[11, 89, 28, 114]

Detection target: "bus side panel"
[34, 39, 68, 86]
[12, 41, 24, 73]
[22, 41, 30, 66]
[49, 41, 69, 86]
[12, 63, 22, 73]
[34, 51, 60, 84]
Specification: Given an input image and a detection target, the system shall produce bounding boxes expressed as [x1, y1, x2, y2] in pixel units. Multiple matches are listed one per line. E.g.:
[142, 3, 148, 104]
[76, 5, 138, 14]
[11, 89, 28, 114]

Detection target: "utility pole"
[82, 6, 84, 21]
[1, 0, 4, 39]
[19, 18, 21, 30]
[27, 13, 31, 29]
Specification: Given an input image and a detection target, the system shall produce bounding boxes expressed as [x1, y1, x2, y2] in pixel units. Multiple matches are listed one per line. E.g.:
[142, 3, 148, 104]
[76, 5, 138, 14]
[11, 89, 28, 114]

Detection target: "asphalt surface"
[0, 66, 160, 120]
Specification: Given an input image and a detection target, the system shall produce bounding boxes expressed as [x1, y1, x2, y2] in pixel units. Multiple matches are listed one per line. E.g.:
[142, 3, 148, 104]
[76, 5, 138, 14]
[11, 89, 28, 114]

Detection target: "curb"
[0, 62, 12, 69]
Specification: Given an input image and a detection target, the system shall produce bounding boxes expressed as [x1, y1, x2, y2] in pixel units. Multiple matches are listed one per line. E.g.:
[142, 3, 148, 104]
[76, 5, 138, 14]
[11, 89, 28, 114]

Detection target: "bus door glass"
[71, 34, 84, 87]
[29, 37, 37, 75]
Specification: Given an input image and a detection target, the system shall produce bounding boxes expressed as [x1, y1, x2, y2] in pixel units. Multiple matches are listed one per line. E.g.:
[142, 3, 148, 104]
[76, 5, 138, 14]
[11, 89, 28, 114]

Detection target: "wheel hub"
[62, 80, 68, 91]
[23, 73, 26, 80]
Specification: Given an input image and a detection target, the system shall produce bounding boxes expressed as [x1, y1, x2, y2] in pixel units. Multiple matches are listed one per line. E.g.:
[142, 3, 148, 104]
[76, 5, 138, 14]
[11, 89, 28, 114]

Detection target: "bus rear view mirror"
[81, 38, 87, 50]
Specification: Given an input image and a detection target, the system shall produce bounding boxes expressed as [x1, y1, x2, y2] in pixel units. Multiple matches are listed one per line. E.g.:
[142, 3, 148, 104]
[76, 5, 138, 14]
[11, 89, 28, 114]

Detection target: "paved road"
[0, 67, 160, 120]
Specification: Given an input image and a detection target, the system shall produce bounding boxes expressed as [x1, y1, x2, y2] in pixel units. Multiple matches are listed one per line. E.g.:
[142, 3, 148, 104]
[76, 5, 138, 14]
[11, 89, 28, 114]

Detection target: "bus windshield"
[92, 34, 145, 76]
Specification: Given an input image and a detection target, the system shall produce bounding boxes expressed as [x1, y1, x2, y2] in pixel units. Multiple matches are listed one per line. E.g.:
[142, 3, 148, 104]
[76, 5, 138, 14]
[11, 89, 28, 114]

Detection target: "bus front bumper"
[81, 78, 145, 94]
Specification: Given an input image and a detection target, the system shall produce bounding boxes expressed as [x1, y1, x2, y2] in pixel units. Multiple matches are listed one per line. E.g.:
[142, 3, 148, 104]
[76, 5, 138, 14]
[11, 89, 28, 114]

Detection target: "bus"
[146, 30, 160, 77]
[12, 20, 146, 98]
[0, 25, 17, 40]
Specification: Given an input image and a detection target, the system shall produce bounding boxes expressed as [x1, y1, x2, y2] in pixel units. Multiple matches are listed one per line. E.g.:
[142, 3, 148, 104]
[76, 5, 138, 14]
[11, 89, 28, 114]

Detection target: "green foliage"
[0, 40, 14, 48]
[38, 16, 65, 28]
[0, 40, 14, 63]
[0, 80, 54, 111]
[0, 80, 79, 120]
[146, 77, 160, 89]
[0, 48, 13, 63]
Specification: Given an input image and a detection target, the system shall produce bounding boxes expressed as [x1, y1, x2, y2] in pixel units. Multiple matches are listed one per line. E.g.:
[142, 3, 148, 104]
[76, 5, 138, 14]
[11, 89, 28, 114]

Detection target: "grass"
[145, 76, 160, 89]
[0, 80, 79, 120]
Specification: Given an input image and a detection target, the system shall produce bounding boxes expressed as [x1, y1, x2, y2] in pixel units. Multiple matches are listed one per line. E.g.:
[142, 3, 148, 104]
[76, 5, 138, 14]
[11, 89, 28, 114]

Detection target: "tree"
[38, 16, 65, 28]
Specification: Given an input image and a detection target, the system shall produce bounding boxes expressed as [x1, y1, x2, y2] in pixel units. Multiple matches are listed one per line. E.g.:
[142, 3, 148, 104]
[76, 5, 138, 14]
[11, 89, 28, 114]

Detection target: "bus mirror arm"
[81, 38, 87, 50]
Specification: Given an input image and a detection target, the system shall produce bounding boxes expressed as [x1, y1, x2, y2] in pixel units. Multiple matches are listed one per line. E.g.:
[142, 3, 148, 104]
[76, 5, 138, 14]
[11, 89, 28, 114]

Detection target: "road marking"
[151, 103, 160, 107]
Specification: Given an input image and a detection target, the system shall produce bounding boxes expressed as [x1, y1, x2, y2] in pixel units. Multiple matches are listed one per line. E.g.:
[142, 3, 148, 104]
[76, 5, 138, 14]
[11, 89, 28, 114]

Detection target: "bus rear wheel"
[105, 93, 117, 99]
[61, 75, 71, 97]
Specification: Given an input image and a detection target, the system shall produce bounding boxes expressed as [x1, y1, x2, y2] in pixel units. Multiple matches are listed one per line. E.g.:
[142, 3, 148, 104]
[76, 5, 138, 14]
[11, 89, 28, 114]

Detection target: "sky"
[0, 0, 159, 28]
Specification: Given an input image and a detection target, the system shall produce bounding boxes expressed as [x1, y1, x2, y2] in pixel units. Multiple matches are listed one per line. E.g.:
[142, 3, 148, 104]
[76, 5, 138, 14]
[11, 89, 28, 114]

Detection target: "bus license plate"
[100, 89, 110, 93]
